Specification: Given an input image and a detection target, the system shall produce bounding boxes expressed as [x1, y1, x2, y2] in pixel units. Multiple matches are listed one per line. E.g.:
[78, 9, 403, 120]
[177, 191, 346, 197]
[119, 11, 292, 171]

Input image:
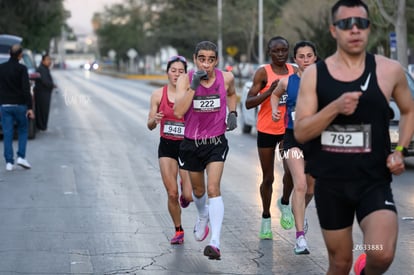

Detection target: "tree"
[273, 0, 334, 59]
[0, 0, 68, 52]
[96, 0, 155, 62]
[374, 0, 408, 67]
[148, 0, 288, 62]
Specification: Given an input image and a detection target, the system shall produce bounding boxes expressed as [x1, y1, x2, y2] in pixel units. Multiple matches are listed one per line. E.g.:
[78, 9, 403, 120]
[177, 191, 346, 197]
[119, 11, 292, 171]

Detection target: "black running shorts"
[158, 137, 182, 161]
[283, 128, 303, 151]
[314, 178, 397, 230]
[178, 134, 229, 171]
[257, 131, 284, 148]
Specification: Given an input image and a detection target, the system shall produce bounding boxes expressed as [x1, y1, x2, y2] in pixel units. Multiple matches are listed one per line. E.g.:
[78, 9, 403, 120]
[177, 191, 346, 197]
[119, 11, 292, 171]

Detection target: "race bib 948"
[163, 121, 185, 138]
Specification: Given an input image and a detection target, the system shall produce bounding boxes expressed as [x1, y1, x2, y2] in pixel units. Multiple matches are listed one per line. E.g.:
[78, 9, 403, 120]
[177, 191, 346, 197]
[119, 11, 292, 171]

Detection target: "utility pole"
[258, 0, 264, 64]
[59, 26, 66, 69]
[217, 0, 223, 69]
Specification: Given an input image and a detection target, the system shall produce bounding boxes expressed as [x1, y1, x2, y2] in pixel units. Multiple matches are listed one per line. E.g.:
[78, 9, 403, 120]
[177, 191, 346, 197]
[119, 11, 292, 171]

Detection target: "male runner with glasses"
[294, 1, 414, 274]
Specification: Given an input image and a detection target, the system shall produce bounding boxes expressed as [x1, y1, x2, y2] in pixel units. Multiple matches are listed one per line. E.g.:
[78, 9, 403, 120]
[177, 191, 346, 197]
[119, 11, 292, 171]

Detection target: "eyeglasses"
[168, 55, 187, 64]
[333, 17, 370, 30]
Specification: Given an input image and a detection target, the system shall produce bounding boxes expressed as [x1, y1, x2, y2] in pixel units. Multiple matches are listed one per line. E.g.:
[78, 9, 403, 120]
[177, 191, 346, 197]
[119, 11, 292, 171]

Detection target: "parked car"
[0, 34, 39, 139]
[240, 80, 256, 133]
[0, 34, 22, 53]
[388, 70, 414, 156]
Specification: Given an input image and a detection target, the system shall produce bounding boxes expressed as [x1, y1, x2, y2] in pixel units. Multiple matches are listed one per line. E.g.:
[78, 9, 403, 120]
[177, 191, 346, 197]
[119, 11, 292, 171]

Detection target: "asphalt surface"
[0, 69, 413, 274]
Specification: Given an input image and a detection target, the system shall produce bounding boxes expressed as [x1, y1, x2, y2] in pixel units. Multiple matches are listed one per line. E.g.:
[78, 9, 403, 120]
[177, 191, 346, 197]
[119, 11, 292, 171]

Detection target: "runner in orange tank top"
[245, 36, 296, 239]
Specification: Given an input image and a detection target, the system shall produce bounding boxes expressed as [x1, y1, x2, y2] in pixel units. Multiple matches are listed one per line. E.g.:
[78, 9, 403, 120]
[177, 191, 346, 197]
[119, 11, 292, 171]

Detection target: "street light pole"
[258, 0, 264, 64]
[218, 0, 223, 69]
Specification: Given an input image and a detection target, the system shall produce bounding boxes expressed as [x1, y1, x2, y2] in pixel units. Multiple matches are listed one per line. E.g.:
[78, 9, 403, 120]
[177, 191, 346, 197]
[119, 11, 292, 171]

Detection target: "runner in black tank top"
[293, 1, 414, 274]
[306, 53, 391, 181]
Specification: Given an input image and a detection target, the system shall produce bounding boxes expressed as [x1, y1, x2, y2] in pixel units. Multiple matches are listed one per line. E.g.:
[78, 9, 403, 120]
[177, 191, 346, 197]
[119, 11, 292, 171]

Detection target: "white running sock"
[193, 192, 208, 217]
[208, 196, 224, 249]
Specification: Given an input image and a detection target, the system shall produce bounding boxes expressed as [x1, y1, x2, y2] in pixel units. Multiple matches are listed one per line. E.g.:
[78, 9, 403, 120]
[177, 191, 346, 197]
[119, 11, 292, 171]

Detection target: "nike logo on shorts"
[221, 147, 228, 160]
[360, 73, 371, 92]
[178, 157, 185, 167]
[385, 200, 395, 206]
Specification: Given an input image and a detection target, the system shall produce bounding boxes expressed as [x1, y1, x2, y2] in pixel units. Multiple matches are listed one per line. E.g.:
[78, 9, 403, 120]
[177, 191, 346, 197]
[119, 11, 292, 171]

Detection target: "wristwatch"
[395, 145, 409, 157]
[229, 111, 238, 117]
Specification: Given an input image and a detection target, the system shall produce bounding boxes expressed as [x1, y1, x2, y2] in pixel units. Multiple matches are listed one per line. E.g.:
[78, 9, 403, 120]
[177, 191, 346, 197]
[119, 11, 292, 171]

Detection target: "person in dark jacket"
[34, 53, 55, 131]
[0, 44, 34, 171]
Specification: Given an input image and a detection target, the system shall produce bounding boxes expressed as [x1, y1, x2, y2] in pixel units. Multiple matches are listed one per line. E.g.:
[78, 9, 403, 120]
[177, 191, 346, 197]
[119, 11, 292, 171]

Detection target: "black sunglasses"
[333, 17, 370, 30]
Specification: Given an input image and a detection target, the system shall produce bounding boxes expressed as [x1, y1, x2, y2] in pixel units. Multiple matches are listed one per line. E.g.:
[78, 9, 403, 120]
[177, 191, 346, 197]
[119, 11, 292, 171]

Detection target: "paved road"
[0, 70, 413, 274]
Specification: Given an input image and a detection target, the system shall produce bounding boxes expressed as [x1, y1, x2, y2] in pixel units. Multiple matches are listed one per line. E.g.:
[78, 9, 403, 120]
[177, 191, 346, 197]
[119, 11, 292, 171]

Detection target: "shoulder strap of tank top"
[286, 63, 295, 74]
[316, 59, 328, 74]
[365, 52, 375, 71]
[263, 64, 272, 76]
[161, 85, 168, 100]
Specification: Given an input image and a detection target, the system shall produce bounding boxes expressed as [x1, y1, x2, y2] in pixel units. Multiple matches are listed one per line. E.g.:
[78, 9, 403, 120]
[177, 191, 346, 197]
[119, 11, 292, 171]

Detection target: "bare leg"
[280, 139, 293, 204]
[179, 169, 193, 202]
[282, 158, 294, 203]
[286, 148, 307, 232]
[360, 210, 398, 274]
[305, 173, 315, 206]
[258, 147, 275, 217]
[322, 227, 354, 275]
[159, 157, 181, 227]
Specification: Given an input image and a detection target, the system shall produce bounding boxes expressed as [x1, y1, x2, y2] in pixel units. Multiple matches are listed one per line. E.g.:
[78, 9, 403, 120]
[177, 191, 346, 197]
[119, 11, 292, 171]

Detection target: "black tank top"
[305, 53, 391, 181]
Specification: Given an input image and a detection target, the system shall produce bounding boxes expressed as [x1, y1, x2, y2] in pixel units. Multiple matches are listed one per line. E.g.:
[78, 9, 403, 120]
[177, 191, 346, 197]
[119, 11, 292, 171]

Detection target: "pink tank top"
[159, 85, 185, 140]
[184, 69, 227, 139]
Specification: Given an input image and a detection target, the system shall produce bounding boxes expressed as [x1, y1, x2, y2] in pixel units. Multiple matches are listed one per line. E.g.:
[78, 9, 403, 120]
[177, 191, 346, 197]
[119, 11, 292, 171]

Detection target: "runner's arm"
[174, 74, 193, 119]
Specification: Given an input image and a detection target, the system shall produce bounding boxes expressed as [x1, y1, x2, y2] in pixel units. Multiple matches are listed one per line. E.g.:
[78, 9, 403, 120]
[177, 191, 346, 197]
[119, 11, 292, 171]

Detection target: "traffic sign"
[127, 48, 138, 59]
[390, 32, 396, 52]
[108, 49, 116, 60]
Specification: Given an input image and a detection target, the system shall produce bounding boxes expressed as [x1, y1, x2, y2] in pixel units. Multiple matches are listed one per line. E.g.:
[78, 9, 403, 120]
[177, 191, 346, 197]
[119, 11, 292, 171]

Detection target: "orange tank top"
[256, 63, 295, 135]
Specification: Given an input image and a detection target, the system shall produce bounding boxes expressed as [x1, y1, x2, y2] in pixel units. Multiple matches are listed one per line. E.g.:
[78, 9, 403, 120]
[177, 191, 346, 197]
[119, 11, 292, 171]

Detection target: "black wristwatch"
[229, 111, 238, 117]
[395, 145, 409, 157]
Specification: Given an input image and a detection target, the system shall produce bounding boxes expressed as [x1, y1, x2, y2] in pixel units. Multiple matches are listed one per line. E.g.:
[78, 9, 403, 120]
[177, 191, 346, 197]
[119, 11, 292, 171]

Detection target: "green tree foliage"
[96, 0, 156, 62]
[221, 0, 289, 62]
[146, 0, 219, 58]
[0, 0, 67, 52]
[96, 0, 413, 65]
[97, 0, 288, 63]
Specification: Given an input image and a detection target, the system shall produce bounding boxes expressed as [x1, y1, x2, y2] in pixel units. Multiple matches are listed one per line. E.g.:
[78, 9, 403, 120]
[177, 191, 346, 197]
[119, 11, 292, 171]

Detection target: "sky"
[64, 0, 123, 35]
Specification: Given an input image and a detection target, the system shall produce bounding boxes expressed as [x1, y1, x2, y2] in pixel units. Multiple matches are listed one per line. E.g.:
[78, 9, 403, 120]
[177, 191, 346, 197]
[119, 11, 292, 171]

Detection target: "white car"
[240, 80, 257, 133]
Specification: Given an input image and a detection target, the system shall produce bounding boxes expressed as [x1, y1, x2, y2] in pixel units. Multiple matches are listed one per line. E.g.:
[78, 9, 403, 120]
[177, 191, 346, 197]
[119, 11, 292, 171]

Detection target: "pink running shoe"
[170, 231, 184, 245]
[354, 253, 366, 275]
[204, 245, 221, 260]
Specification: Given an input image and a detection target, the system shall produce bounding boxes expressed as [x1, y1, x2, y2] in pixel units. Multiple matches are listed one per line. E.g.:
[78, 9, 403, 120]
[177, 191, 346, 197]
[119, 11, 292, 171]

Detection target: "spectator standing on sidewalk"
[34, 53, 55, 131]
[0, 44, 33, 171]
